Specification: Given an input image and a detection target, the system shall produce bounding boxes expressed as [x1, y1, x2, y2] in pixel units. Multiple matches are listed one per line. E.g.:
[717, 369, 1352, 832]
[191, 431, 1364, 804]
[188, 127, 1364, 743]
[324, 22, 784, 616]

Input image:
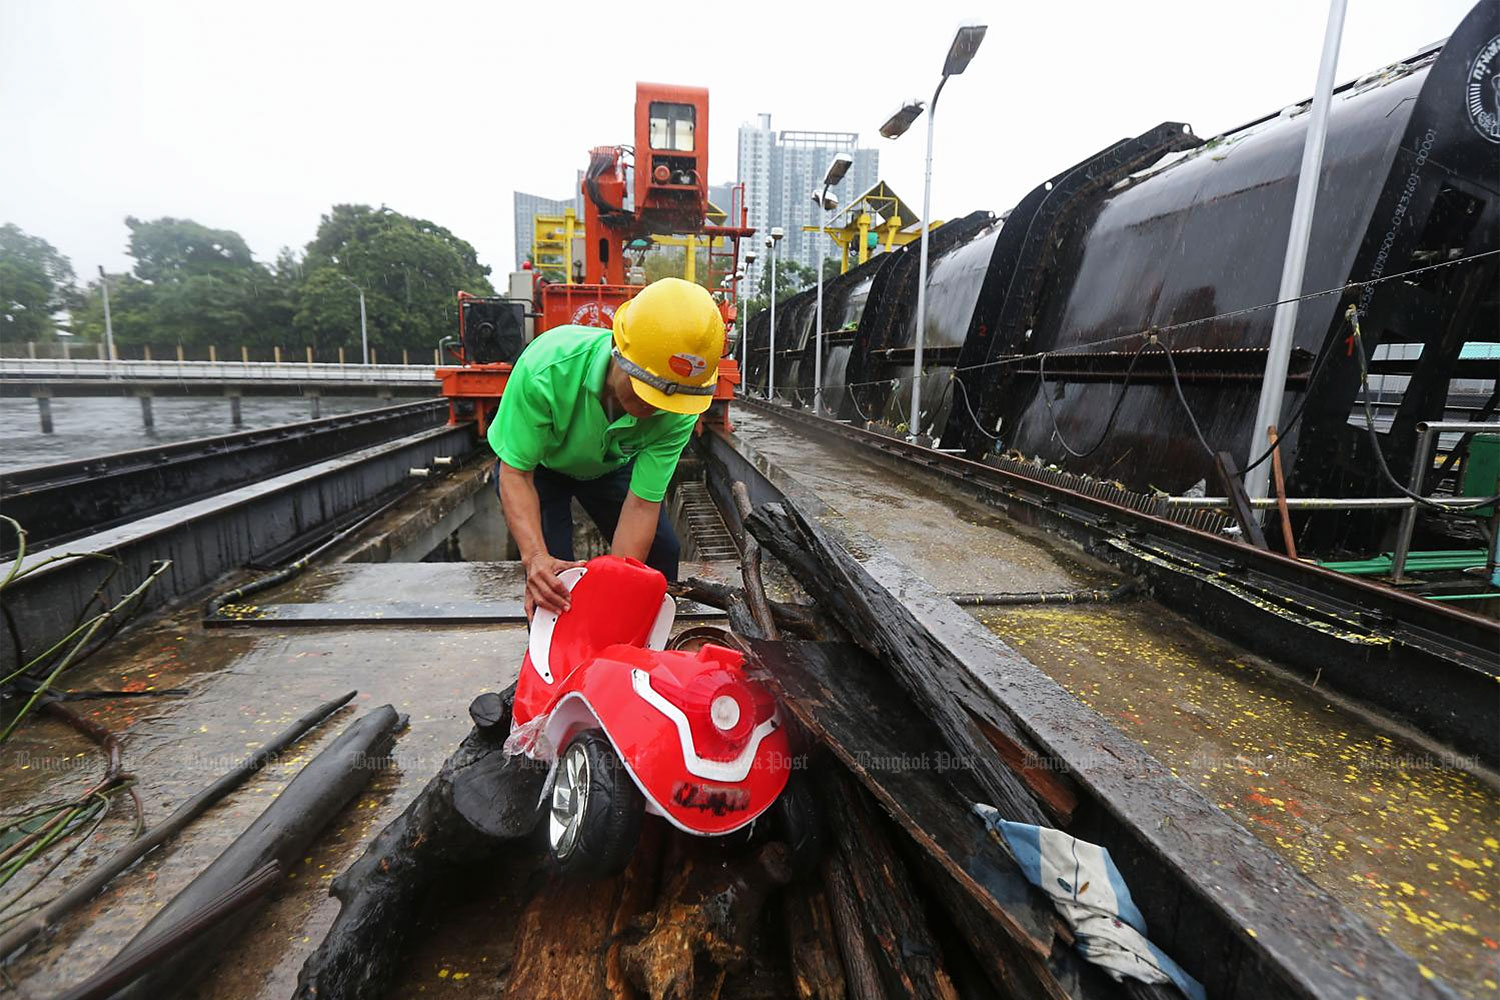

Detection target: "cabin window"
[649, 102, 696, 152]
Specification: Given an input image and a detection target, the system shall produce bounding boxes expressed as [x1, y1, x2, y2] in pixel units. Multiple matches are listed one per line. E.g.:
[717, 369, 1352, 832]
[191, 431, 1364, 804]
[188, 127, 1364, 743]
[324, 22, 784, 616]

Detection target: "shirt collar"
[586, 332, 638, 432]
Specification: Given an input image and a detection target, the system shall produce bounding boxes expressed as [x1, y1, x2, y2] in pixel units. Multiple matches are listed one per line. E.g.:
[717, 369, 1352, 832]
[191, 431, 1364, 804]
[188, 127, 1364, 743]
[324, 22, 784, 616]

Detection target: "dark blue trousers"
[507, 462, 681, 582]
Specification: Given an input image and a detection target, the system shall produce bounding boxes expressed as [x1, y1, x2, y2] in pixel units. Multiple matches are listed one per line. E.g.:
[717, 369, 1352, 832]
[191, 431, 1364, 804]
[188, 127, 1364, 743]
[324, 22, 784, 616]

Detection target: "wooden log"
[821, 852, 888, 1000]
[296, 688, 545, 999]
[107, 705, 405, 1000]
[818, 767, 959, 1000]
[746, 500, 1049, 827]
[607, 820, 668, 998]
[620, 838, 792, 1000]
[731, 481, 779, 640]
[968, 712, 1078, 825]
[505, 871, 630, 1000]
[754, 638, 1119, 1000]
[0, 692, 353, 964]
[670, 577, 824, 638]
[1213, 450, 1268, 549]
[781, 880, 847, 1000]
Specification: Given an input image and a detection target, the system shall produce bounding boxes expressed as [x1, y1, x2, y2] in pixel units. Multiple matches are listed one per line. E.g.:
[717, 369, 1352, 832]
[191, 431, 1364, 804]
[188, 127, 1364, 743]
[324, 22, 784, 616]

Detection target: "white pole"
[768, 242, 778, 400]
[98, 265, 115, 379]
[814, 196, 826, 414]
[1245, 0, 1347, 503]
[358, 289, 369, 365]
[909, 78, 943, 444]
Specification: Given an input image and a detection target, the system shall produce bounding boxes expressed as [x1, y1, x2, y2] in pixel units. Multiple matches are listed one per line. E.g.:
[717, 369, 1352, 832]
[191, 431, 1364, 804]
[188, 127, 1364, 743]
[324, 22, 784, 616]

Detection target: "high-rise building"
[736, 114, 879, 286]
[513, 190, 579, 271]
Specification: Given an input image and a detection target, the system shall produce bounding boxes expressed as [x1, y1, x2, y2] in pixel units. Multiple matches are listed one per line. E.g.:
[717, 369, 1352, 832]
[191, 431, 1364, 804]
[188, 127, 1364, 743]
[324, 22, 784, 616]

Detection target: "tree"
[0, 223, 76, 341]
[68, 217, 287, 348]
[295, 204, 494, 353]
[125, 216, 256, 283]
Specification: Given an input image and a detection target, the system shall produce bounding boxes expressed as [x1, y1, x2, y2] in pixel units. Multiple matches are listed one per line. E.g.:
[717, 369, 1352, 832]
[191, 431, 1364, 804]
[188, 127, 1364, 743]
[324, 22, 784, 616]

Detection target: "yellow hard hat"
[611, 277, 724, 415]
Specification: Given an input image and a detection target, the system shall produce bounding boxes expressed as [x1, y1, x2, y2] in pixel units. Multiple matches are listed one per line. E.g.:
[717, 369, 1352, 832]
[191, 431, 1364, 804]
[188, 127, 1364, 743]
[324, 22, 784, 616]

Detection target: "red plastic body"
[511, 556, 790, 836]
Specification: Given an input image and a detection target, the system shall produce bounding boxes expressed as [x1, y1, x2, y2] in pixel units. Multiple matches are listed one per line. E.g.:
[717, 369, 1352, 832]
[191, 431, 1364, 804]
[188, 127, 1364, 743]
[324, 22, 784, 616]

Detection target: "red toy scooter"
[508, 555, 808, 876]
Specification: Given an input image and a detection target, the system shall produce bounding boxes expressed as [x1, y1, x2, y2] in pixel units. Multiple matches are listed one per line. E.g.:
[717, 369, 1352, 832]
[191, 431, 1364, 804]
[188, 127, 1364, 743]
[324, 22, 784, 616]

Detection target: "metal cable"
[1036, 341, 1149, 457]
[800, 248, 1499, 397]
[1155, 339, 1219, 459]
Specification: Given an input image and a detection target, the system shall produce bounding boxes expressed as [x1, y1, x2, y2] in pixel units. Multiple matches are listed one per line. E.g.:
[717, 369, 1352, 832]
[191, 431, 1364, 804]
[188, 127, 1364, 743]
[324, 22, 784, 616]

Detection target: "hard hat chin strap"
[611, 349, 715, 397]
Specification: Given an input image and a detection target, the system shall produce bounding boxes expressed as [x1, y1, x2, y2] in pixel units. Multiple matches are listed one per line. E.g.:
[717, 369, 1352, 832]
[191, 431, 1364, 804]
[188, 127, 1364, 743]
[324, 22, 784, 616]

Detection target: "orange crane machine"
[437, 82, 750, 435]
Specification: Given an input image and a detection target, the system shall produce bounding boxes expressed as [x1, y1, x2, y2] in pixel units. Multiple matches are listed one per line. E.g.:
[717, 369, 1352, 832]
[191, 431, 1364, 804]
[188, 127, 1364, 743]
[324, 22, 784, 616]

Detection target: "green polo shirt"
[488, 326, 696, 503]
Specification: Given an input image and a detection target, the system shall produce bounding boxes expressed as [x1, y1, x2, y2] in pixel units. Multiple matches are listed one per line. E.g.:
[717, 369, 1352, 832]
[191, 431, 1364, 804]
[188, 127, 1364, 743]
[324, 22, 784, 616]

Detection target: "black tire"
[770, 771, 823, 878]
[549, 730, 644, 878]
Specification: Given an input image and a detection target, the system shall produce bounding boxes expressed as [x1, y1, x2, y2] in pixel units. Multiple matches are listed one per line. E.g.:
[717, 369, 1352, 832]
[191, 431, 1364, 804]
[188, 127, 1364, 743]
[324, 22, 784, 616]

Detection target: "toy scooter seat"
[525, 556, 673, 688]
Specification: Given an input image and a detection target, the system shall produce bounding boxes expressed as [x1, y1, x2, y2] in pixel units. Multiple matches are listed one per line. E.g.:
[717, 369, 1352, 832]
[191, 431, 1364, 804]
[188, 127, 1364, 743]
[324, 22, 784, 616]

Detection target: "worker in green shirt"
[488, 278, 724, 618]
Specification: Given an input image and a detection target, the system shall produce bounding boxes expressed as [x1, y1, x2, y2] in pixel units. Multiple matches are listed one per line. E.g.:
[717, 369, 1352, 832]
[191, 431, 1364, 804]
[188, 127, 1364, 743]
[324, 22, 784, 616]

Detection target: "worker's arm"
[616, 413, 695, 563]
[611, 492, 661, 563]
[498, 461, 583, 618]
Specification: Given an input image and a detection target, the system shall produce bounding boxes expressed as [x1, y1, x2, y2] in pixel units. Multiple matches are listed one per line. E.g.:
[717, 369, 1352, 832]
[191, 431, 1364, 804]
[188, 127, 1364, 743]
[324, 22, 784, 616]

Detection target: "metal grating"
[989, 455, 1236, 536]
[673, 480, 740, 561]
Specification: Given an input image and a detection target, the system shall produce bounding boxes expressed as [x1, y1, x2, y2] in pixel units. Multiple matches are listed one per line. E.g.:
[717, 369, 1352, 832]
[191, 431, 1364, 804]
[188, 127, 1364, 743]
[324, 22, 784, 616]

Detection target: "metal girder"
[0, 424, 477, 673]
[1, 400, 448, 556]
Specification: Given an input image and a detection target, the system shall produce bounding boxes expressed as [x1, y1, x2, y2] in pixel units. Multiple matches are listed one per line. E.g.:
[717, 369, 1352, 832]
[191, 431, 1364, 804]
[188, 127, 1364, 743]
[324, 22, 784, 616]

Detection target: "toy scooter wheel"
[549, 730, 643, 877]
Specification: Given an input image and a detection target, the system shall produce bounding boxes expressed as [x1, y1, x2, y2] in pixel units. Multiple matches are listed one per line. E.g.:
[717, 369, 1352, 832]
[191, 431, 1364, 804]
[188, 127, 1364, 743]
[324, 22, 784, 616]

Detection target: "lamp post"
[812, 153, 854, 415]
[740, 248, 757, 379]
[1245, 0, 1346, 506]
[880, 23, 986, 444]
[335, 272, 369, 364]
[766, 227, 784, 399]
[97, 265, 116, 379]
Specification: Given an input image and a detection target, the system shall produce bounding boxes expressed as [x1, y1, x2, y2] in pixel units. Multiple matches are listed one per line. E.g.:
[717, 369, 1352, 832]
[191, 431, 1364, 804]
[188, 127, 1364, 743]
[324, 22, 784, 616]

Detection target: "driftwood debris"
[746, 500, 1050, 827]
[821, 852, 887, 1000]
[505, 869, 632, 1000]
[500, 821, 667, 1000]
[620, 838, 792, 1000]
[56, 863, 284, 1000]
[753, 638, 1118, 1000]
[105, 704, 405, 1000]
[780, 879, 846, 1000]
[669, 577, 823, 638]
[730, 481, 780, 640]
[819, 768, 959, 1000]
[0, 690, 357, 964]
[295, 687, 544, 999]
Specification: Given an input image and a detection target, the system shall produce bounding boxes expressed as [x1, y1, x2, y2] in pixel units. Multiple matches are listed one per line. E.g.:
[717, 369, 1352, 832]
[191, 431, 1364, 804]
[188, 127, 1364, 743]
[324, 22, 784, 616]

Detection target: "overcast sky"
[0, 0, 1477, 284]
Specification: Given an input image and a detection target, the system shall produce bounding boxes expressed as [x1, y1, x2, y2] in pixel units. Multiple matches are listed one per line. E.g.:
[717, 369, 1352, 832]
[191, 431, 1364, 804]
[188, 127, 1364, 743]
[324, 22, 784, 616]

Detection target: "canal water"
[0, 396, 394, 473]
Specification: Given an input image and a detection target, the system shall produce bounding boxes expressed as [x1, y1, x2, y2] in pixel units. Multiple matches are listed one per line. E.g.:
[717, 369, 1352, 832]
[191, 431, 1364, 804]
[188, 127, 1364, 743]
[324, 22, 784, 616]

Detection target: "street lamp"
[740, 248, 757, 378]
[334, 272, 369, 364]
[812, 152, 854, 415]
[97, 265, 116, 378]
[766, 227, 784, 399]
[880, 22, 986, 443]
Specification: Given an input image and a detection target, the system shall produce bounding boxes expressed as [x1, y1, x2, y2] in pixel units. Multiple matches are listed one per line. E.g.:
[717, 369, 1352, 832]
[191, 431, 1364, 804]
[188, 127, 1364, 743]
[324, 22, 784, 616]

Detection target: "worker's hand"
[523, 553, 586, 621]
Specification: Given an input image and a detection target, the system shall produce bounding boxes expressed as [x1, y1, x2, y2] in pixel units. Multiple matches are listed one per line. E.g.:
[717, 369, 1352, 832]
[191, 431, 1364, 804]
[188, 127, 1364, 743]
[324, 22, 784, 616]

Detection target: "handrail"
[0, 358, 434, 382]
[1392, 421, 1500, 582]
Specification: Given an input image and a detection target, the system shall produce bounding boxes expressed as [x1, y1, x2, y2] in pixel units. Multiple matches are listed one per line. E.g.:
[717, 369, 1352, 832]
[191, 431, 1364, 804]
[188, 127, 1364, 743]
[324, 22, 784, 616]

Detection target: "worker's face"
[608, 361, 659, 419]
